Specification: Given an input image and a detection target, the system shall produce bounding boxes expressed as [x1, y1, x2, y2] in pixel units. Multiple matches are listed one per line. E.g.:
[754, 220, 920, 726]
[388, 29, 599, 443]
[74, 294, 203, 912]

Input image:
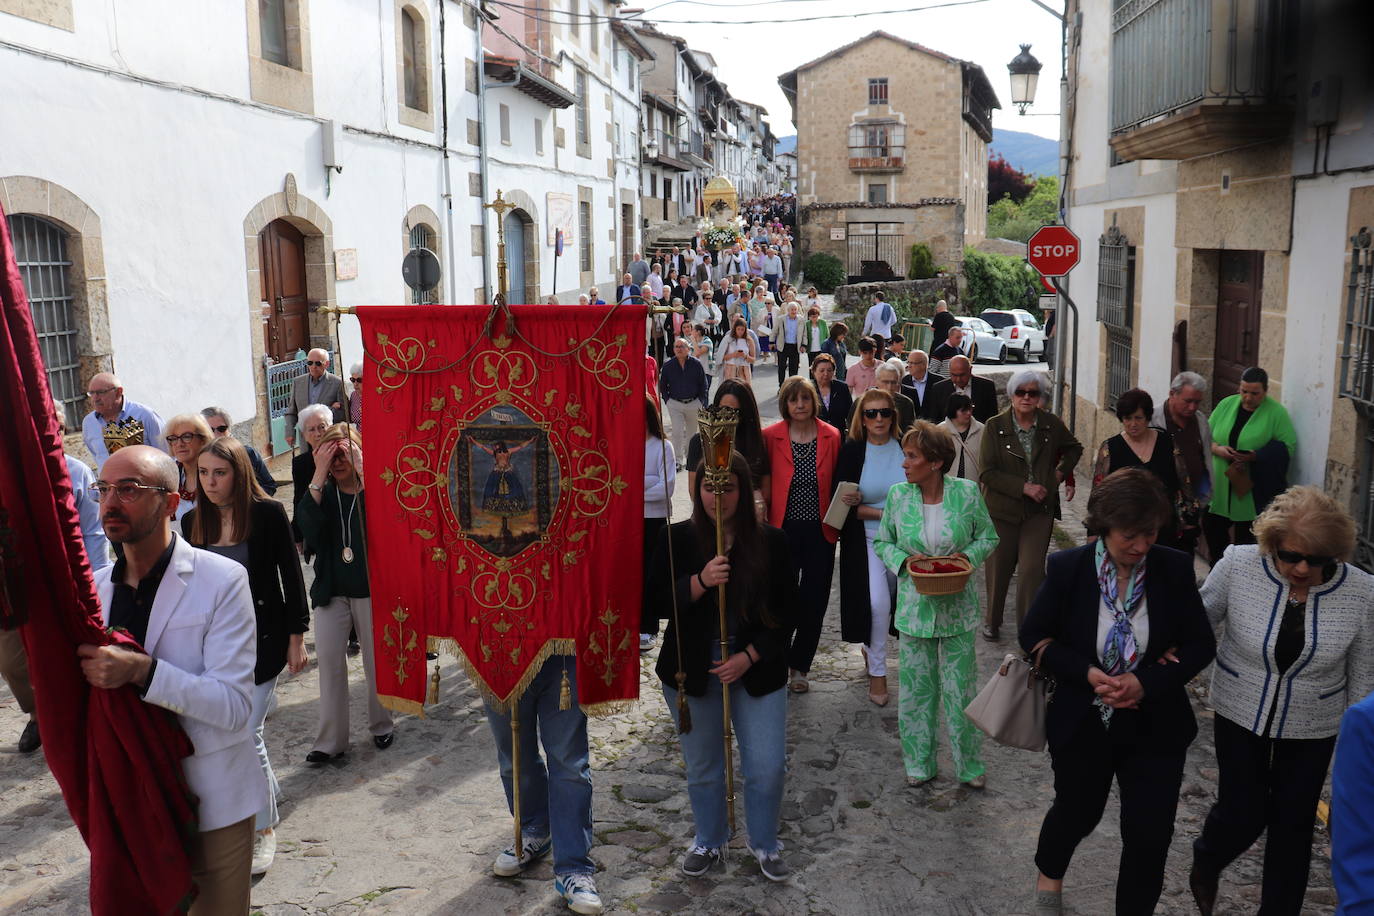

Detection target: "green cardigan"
[873, 477, 999, 638]
[1209, 394, 1297, 522]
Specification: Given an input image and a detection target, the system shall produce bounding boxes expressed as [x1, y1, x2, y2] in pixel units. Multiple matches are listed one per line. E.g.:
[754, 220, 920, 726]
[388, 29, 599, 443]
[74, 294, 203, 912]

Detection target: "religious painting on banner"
[355, 304, 645, 714]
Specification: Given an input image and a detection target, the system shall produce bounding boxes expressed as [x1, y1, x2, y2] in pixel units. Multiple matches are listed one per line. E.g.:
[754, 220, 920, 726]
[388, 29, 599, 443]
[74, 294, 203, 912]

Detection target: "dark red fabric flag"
[355, 304, 644, 714]
[0, 205, 198, 913]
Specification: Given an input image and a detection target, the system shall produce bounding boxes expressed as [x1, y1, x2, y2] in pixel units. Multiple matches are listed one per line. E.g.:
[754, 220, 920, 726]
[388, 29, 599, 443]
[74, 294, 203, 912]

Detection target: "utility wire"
[479, 0, 989, 27]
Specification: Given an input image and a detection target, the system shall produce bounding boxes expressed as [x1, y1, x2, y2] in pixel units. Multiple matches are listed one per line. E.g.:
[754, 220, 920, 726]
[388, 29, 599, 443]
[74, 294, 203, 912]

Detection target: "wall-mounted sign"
[830, 227, 846, 241]
[334, 248, 358, 281]
[546, 192, 575, 246]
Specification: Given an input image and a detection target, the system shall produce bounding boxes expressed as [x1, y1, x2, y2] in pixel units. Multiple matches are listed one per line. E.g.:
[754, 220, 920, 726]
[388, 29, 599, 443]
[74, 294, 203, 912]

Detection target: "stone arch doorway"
[492, 189, 540, 304]
[504, 209, 529, 304]
[242, 186, 334, 454]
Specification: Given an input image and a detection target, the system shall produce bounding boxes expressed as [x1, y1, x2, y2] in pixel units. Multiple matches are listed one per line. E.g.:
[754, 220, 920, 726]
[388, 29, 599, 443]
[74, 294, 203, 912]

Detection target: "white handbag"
[963, 638, 1055, 752]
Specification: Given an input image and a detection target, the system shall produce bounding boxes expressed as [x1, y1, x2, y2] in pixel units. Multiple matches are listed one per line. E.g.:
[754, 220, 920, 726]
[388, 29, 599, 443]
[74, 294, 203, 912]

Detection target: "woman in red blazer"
[762, 376, 841, 693]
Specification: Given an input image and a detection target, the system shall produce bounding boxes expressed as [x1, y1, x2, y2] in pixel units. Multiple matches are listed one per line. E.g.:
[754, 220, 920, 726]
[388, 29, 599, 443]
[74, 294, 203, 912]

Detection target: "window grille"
[8, 214, 81, 429]
[575, 69, 589, 145]
[1097, 221, 1135, 408]
[1338, 227, 1374, 569]
[578, 201, 592, 272]
[409, 224, 439, 304]
[868, 78, 888, 105]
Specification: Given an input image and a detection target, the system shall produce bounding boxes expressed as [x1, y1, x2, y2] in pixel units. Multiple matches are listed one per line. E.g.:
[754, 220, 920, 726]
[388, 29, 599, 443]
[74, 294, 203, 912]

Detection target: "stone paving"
[0, 318, 1340, 914]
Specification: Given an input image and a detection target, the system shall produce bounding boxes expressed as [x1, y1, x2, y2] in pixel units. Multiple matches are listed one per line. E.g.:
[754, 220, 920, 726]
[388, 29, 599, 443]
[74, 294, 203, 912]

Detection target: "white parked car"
[980, 308, 1047, 363]
[954, 316, 1008, 364]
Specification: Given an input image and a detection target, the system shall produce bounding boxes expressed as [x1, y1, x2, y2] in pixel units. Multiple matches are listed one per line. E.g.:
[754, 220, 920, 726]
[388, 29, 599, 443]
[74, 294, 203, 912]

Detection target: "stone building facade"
[779, 31, 998, 280]
[1057, 0, 1374, 566]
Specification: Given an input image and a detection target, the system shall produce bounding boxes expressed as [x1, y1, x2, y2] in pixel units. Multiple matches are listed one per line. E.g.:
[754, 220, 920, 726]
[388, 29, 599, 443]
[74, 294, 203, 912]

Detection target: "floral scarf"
[1095, 538, 1146, 723]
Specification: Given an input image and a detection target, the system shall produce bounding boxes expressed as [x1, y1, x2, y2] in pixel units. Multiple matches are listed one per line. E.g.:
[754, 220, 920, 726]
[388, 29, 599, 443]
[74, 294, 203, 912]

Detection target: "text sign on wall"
[830, 227, 846, 241]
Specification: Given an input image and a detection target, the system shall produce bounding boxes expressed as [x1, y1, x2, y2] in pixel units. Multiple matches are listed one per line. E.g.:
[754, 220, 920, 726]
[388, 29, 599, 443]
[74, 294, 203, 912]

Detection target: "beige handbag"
[963, 637, 1055, 752]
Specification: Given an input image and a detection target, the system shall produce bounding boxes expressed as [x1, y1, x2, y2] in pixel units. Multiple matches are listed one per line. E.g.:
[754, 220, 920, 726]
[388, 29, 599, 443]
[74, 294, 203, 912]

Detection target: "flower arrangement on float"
[699, 214, 747, 251]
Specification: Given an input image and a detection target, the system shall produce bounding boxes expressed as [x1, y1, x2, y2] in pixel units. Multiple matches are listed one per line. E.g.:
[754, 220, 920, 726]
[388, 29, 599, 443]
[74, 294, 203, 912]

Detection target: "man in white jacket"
[80, 445, 263, 912]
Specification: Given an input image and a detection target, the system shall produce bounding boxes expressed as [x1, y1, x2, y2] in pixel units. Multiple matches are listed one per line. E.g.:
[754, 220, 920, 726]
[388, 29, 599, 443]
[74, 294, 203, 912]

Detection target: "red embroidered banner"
[356, 305, 645, 713]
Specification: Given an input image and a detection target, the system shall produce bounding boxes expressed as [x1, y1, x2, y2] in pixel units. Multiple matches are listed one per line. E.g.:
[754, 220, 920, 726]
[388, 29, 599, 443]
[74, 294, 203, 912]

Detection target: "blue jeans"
[663, 657, 788, 854]
[250, 677, 280, 832]
[483, 656, 595, 876]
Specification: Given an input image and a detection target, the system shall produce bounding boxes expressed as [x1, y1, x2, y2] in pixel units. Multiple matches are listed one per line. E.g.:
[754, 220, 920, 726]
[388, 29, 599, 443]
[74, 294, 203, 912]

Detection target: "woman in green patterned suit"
[874, 421, 999, 789]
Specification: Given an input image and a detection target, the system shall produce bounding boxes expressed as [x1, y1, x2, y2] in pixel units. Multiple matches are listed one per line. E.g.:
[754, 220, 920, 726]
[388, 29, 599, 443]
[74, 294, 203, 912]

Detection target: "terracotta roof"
[780, 30, 960, 81]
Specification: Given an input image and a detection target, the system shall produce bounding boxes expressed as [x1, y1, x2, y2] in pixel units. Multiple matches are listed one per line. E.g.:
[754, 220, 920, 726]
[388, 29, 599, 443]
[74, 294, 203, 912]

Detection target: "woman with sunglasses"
[181, 436, 308, 876]
[296, 424, 395, 762]
[835, 389, 906, 705]
[978, 370, 1082, 641]
[163, 413, 213, 522]
[348, 361, 364, 430]
[1190, 486, 1374, 916]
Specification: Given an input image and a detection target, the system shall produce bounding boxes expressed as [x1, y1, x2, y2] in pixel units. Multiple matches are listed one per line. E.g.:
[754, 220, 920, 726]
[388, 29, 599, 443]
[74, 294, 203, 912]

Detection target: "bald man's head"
[87, 372, 125, 420]
[97, 445, 178, 544]
[307, 348, 329, 379]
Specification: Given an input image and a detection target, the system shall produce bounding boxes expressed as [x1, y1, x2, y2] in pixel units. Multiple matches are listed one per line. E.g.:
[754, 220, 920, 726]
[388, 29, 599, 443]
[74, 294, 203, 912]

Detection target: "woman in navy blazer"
[1019, 468, 1215, 916]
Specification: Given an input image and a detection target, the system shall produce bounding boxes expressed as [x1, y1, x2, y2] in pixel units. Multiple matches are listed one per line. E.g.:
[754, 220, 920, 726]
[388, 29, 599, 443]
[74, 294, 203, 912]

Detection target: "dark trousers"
[641, 517, 668, 636]
[777, 343, 800, 387]
[1202, 512, 1254, 566]
[764, 274, 780, 297]
[1193, 714, 1337, 915]
[649, 334, 668, 366]
[780, 519, 836, 674]
[1035, 715, 1187, 916]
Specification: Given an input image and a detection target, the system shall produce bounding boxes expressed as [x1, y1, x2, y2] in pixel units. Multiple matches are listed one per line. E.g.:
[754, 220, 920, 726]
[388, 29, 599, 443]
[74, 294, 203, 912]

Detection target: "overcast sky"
[645, 0, 1065, 142]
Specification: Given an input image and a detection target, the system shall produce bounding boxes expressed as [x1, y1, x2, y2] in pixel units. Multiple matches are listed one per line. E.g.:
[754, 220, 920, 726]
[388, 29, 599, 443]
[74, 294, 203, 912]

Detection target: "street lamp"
[1007, 44, 1043, 115]
[645, 132, 659, 159]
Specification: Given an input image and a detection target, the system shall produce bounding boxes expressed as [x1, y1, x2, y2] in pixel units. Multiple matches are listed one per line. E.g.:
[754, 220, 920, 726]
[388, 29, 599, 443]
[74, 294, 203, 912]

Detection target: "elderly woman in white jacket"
[937, 393, 984, 482]
[1191, 485, 1374, 916]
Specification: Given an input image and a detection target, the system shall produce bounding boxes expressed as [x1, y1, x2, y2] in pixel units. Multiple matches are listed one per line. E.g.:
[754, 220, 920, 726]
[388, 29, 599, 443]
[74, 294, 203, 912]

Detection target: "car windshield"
[981, 311, 1014, 329]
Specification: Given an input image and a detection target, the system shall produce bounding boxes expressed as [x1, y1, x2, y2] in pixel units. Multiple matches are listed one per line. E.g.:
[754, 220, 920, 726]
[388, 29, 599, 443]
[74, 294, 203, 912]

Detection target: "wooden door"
[1213, 250, 1263, 405]
[621, 204, 634, 271]
[259, 219, 308, 362]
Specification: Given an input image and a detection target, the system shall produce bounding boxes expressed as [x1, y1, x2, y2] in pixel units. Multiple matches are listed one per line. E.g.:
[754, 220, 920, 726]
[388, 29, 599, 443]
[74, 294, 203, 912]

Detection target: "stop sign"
[1027, 225, 1081, 277]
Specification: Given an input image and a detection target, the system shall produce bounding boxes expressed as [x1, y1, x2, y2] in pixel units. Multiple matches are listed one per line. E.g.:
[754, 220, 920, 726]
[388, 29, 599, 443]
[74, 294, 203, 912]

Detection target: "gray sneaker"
[753, 847, 789, 882]
[1033, 889, 1063, 915]
[492, 833, 551, 876]
[681, 844, 722, 876]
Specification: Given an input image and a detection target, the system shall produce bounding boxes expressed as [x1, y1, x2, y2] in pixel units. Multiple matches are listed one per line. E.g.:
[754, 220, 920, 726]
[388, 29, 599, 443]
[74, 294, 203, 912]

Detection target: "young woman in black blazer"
[183, 435, 309, 876]
[648, 451, 799, 882]
[1019, 468, 1215, 916]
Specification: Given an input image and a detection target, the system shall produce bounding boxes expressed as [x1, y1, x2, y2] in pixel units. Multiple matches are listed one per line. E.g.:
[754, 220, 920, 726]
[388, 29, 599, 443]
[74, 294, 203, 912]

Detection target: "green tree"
[963, 247, 1038, 313]
[908, 243, 935, 280]
[988, 175, 1060, 242]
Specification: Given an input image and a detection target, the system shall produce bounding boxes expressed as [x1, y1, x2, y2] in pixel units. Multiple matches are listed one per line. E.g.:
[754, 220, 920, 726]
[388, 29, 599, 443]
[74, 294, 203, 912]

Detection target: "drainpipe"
[439, 0, 457, 302]
[475, 5, 493, 302]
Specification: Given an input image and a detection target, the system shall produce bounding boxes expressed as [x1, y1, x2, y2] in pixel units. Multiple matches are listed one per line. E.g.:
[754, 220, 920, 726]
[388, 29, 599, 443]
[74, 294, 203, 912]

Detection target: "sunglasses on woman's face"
[863, 408, 894, 419]
[1275, 549, 1334, 568]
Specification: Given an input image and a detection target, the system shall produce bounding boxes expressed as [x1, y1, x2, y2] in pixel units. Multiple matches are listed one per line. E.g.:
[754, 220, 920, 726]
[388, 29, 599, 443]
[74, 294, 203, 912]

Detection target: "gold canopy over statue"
[703, 176, 739, 226]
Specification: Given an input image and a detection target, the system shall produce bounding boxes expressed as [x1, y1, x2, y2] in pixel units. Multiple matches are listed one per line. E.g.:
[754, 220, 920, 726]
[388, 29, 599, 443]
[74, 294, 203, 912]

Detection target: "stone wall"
[833, 278, 958, 312]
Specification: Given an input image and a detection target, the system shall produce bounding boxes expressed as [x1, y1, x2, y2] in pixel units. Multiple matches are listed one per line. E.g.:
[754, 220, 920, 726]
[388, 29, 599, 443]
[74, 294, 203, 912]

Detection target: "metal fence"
[845, 223, 906, 281]
[1110, 0, 1280, 135]
[265, 350, 332, 454]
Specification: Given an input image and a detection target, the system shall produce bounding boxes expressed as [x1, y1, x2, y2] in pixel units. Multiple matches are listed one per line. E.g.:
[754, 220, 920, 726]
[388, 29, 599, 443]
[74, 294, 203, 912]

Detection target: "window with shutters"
[574, 67, 591, 157]
[578, 201, 592, 272]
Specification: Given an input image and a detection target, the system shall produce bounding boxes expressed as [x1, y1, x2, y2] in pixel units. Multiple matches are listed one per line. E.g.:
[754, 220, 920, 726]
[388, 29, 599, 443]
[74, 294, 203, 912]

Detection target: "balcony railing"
[649, 130, 679, 158]
[848, 146, 905, 172]
[1110, 0, 1289, 160]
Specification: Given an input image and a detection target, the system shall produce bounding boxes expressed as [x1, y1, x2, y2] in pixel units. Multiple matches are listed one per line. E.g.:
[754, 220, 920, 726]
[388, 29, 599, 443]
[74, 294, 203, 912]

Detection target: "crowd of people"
[7, 256, 1374, 914]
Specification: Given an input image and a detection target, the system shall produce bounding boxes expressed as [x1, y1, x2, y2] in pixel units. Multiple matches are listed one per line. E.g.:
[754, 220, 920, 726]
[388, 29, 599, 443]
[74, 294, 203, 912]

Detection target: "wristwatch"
[308, 483, 324, 492]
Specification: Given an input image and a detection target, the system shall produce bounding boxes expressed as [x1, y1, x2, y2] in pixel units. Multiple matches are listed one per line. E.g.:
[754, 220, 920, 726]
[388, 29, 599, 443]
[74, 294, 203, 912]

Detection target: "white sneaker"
[555, 873, 603, 915]
[251, 829, 276, 876]
[493, 833, 551, 876]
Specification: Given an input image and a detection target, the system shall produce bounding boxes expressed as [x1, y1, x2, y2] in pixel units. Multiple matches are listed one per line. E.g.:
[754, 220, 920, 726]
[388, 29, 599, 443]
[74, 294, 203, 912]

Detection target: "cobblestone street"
[0, 337, 1340, 915]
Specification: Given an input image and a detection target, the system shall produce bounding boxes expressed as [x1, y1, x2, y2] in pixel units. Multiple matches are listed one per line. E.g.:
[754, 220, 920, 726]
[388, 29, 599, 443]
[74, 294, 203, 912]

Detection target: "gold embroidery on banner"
[370, 318, 637, 706]
[586, 604, 632, 687]
[382, 605, 420, 684]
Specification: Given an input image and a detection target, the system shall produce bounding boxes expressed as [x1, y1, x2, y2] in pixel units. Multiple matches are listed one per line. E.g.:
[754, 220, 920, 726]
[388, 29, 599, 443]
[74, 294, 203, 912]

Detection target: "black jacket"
[924, 375, 999, 423]
[1019, 544, 1215, 752]
[833, 438, 898, 644]
[290, 447, 316, 559]
[650, 520, 798, 697]
[182, 500, 310, 684]
[900, 371, 946, 419]
[817, 382, 852, 434]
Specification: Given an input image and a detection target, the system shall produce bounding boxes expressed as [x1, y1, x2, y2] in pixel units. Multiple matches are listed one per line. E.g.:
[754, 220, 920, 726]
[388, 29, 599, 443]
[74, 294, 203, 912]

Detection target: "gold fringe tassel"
[558, 666, 572, 711]
[427, 663, 441, 705]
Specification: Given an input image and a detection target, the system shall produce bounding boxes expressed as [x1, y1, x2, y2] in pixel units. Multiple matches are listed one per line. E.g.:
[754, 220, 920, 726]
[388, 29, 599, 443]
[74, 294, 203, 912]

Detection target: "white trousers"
[665, 399, 700, 469]
[864, 531, 897, 677]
